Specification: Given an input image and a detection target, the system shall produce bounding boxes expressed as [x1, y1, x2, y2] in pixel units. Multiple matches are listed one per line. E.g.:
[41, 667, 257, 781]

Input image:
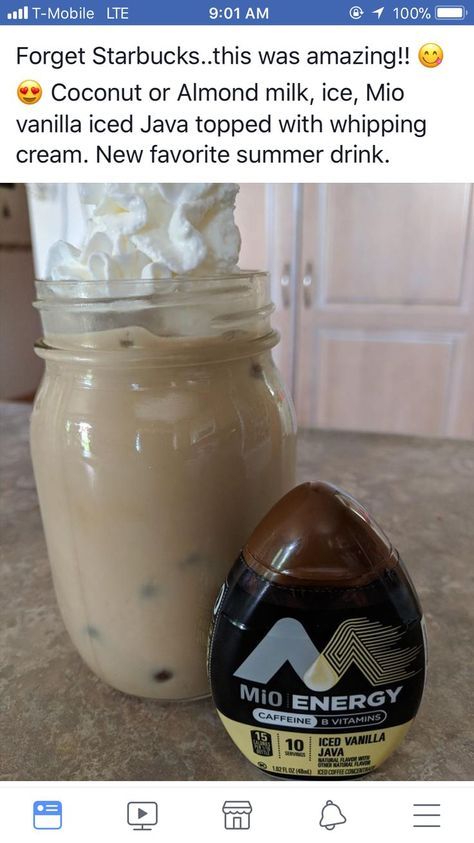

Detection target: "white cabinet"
[237, 183, 474, 439]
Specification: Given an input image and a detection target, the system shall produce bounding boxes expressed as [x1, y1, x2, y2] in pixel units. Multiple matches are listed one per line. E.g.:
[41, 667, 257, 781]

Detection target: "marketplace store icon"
[223, 801, 252, 830]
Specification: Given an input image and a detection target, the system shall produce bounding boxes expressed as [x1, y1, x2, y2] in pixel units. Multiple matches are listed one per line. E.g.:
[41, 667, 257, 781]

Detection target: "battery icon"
[435, 5, 466, 18]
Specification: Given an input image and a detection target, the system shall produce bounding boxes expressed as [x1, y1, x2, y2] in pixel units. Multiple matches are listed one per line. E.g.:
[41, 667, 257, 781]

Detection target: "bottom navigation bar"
[0, 783, 470, 842]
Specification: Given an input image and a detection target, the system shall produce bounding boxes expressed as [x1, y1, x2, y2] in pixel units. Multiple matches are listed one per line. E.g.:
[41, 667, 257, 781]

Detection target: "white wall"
[0, 184, 43, 399]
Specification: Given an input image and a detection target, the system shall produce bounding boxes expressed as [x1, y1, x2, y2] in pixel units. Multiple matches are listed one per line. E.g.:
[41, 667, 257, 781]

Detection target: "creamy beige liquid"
[31, 327, 296, 700]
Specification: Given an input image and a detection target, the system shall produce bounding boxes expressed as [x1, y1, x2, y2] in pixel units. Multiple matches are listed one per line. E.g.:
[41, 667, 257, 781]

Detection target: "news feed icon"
[6, 4, 29, 19]
[33, 801, 63, 830]
[127, 802, 158, 831]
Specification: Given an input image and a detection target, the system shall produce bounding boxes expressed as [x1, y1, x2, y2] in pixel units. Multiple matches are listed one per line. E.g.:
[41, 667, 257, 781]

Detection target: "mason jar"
[30, 273, 297, 700]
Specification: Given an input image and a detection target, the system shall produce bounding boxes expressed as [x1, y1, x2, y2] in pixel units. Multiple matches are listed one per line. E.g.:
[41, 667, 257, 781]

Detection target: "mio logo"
[233, 617, 422, 691]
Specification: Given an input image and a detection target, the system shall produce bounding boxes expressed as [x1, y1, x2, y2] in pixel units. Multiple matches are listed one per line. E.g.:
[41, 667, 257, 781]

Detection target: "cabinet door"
[237, 184, 301, 393]
[296, 184, 474, 438]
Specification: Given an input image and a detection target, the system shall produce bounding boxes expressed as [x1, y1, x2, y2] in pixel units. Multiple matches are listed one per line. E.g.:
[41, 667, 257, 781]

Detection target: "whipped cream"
[46, 183, 241, 281]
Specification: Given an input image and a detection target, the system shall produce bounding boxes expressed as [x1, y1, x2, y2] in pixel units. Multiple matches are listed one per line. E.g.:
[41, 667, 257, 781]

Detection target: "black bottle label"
[208, 557, 426, 779]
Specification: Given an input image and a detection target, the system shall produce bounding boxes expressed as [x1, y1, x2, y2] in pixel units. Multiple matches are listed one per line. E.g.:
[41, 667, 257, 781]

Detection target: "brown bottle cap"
[243, 482, 399, 588]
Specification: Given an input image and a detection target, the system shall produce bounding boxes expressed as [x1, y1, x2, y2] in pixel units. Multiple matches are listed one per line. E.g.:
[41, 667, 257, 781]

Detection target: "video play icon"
[127, 802, 158, 831]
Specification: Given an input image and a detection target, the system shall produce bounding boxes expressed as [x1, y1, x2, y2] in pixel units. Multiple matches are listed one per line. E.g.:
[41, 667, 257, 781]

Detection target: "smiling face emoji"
[17, 80, 42, 105]
[419, 44, 443, 68]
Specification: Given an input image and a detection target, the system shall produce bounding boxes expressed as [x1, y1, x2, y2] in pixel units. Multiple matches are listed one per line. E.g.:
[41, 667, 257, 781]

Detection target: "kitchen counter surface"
[1, 402, 473, 781]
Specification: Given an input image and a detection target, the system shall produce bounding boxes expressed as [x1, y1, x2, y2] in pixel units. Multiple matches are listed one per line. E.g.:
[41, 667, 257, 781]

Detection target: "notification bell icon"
[319, 800, 347, 831]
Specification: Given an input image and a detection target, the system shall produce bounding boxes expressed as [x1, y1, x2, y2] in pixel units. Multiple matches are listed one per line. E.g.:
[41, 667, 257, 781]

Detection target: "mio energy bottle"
[208, 482, 427, 779]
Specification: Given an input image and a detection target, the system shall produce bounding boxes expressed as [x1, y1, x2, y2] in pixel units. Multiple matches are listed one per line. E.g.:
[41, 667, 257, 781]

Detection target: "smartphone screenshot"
[0, 1, 472, 840]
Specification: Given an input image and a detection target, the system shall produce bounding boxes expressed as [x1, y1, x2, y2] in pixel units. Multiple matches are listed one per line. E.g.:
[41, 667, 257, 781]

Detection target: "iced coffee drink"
[30, 184, 297, 700]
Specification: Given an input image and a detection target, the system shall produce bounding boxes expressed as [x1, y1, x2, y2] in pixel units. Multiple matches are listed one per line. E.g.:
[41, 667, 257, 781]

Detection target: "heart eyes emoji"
[17, 80, 42, 104]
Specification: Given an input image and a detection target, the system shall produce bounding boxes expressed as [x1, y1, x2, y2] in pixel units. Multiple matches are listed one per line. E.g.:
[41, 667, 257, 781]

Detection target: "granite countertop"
[1, 402, 473, 781]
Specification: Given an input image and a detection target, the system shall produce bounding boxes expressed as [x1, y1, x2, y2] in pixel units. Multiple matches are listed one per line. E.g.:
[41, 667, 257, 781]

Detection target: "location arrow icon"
[373, 6, 384, 17]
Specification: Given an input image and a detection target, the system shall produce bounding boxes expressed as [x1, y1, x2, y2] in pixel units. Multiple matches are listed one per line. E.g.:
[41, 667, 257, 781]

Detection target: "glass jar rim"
[34, 270, 267, 306]
[33, 269, 274, 347]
